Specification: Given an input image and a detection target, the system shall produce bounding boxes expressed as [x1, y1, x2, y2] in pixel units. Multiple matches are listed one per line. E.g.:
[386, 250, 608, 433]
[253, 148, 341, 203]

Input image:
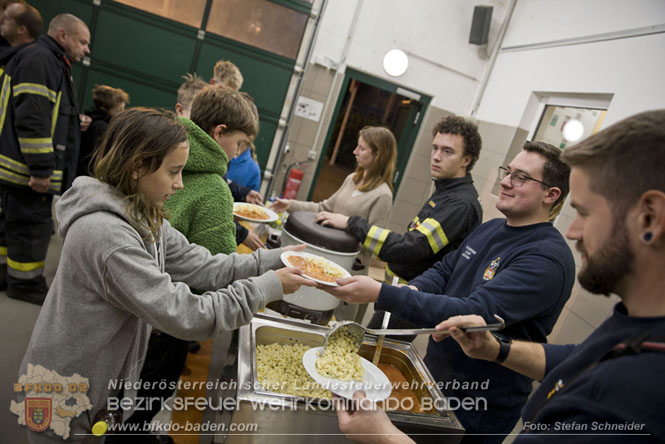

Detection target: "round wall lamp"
[383, 49, 409, 77]
[562, 119, 584, 142]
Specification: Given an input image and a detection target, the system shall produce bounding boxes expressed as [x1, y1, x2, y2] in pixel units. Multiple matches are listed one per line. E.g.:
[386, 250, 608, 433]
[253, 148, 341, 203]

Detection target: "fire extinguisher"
[281, 166, 304, 200]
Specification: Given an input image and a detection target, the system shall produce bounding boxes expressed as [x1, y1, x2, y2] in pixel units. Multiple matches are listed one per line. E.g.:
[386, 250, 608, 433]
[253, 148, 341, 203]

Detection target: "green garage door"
[30, 0, 312, 170]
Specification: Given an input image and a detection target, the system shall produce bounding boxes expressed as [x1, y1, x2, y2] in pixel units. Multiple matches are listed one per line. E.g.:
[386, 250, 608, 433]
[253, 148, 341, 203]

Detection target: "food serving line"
[195, 207, 466, 443]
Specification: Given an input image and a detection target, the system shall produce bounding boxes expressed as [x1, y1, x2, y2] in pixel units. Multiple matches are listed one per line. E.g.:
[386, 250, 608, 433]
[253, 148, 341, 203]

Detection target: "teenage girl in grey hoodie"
[16, 108, 313, 443]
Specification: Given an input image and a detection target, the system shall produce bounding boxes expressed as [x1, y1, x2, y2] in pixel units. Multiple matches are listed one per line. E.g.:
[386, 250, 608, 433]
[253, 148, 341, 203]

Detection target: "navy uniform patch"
[483, 257, 501, 281]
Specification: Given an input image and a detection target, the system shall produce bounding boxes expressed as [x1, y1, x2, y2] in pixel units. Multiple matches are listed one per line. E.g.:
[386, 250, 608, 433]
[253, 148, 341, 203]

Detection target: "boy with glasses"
[325, 141, 575, 443]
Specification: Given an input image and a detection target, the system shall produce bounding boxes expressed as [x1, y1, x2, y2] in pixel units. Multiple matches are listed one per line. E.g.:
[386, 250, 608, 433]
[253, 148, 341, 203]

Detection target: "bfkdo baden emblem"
[25, 397, 52, 432]
[483, 257, 501, 281]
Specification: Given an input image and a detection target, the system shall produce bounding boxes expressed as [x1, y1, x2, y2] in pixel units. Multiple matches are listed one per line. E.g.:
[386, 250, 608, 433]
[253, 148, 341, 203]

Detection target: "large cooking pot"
[277, 211, 360, 324]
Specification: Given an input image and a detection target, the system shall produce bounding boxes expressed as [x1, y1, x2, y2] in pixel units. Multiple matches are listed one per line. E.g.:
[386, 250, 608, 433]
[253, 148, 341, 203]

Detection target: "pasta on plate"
[315, 329, 364, 381]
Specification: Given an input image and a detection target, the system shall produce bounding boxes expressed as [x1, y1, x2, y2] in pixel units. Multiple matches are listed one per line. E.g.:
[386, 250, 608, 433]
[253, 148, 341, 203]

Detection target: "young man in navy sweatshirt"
[335, 110, 665, 444]
[325, 141, 575, 443]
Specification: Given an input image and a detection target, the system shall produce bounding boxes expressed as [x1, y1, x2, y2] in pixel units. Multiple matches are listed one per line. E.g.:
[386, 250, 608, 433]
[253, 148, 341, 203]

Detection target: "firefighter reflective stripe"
[0, 168, 61, 192]
[415, 217, 449, 253]
[0, 153, 29, 175]
[0, 166, 29, 186]
[13, 82, 57, 103]
[50, 91, 61, 136]
[0, 246, 7, 264]
[7, 257, 45, 279]
[48, 179, 61, 193]
[364, 225, 391, 256]
[0, 73, 11, 133]
[19, 137, 53, 154]
[0, 154, 62, 189]
[384, 265, 408, 285]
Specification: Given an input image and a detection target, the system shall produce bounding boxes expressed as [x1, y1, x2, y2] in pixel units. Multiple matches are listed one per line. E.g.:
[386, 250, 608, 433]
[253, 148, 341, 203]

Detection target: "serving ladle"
[323, 314, 506, 351]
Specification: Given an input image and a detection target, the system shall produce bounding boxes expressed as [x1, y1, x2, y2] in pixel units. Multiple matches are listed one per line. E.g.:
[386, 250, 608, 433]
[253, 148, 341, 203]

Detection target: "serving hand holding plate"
[318, 275, 382, 303]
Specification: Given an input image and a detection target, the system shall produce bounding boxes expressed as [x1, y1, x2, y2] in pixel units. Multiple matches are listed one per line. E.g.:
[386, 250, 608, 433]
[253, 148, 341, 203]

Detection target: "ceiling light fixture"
[562, 119, 584, 142]
[383, 49, 408, 77]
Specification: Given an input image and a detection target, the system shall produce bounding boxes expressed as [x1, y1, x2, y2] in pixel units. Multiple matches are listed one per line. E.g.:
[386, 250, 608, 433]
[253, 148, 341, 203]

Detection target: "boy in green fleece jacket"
[164, 84, 256, 255]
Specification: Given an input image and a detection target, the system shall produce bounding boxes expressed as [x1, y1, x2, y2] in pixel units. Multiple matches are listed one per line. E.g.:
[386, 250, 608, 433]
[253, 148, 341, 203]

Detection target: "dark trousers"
[123, 332, 190, 429]
[0, 185, 52, 290]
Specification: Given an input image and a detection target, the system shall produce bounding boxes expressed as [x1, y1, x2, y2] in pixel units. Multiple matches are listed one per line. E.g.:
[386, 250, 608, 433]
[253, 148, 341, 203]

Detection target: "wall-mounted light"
[562, 119, 584, 142]
[383, 49, 408, 77]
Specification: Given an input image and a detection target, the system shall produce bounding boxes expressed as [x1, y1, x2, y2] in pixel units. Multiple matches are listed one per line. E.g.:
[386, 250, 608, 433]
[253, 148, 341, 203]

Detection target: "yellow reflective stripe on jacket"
[13, 82, 57, 103]
[0, 155, 63, 189]
[49, 179, 61, 193]
[0, 246, 7, 257]
[363, 225, 391, 256]
[19, 137, 53, 154]
[51, 91, 61, 136]
[0, 166, 29, 186]
[0, 153, 63, 177]
[414, 217, 449, 253]
[0, 153, 29, 175]
[0, 167, 61, 191]
[0, 73, 12, 134]
[384, 265, 408, 285]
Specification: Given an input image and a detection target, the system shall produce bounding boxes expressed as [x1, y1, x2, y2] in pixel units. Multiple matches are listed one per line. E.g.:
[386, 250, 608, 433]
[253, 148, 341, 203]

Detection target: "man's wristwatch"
[492, 333, 512, 363]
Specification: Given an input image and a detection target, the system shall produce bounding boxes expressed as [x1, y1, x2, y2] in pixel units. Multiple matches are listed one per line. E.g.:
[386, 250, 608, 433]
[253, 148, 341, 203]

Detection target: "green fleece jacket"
[164, 117, 236, 255]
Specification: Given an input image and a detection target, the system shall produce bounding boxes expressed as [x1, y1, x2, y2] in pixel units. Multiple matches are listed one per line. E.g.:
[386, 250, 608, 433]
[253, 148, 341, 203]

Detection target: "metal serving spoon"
[323, 314, 506, 351]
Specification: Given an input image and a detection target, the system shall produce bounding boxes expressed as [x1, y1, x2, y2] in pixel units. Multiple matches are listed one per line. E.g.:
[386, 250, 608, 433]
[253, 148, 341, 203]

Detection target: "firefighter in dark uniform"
[0, 13, 89, 304]
[316, 115, 483, 331]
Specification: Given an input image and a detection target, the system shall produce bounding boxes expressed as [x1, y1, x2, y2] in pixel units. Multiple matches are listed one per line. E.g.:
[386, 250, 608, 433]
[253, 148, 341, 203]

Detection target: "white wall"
[471, 0, 665, 345]
[476, 0, 665, 127]
[313, 0, 511, 112]
[502, 0, 665, 46]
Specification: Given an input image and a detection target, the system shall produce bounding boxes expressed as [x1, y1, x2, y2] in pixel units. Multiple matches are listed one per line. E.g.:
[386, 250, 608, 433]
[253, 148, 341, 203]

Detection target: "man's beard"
[576, 218, 634, 296]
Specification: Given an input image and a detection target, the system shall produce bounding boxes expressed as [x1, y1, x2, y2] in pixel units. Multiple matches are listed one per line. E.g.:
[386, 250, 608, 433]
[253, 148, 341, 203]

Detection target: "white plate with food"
[233, 203, 278, 223]
[280, 251, 351, 286]
[302, 347, 392, 401]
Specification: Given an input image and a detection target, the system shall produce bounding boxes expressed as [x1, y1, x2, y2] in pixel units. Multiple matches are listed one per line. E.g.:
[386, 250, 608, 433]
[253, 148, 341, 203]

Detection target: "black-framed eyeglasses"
[498, 166, 552, 188]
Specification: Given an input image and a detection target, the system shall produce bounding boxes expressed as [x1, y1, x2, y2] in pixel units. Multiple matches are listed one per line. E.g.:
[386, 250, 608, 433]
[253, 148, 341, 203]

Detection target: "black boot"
[7, 279, 48, 305]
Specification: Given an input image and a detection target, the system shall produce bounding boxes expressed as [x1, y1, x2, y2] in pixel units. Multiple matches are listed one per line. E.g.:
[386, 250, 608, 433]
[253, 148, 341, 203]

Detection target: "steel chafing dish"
[209, 314, 464, 443]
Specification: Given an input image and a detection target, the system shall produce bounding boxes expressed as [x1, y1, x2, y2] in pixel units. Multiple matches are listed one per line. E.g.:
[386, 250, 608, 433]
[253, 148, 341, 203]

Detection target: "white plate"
[302, 347, 392, 401]
[280, 251, 351, 286]
[233, 203, 278, 223]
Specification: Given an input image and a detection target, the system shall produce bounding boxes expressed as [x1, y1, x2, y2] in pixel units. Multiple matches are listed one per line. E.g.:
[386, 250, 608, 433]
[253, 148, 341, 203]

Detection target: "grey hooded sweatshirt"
[19, 176, 284, 443]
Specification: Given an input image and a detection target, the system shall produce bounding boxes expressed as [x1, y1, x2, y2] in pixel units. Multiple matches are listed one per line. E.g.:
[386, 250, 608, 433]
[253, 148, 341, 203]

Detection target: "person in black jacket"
[317, 115, 483, 331]
[0, 1, 41, 49]
[77, 84, 129, 176]
[0, 13, 89, 304]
